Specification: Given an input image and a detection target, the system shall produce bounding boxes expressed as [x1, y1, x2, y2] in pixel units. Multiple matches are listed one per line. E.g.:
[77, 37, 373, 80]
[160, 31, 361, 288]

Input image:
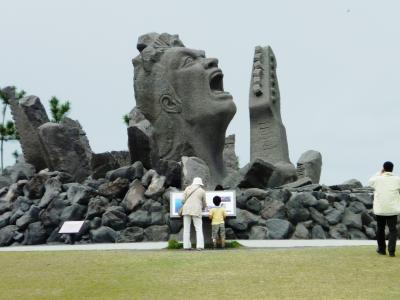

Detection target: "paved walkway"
[0, 240, 376, 252]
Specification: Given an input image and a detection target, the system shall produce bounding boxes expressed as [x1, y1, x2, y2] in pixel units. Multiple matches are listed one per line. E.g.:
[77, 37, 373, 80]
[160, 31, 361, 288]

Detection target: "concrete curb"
[0, 240, 376, 252]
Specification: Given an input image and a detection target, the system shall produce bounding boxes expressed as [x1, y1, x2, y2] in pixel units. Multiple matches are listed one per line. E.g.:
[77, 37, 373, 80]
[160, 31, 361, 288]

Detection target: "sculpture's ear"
[159, 94, 182, 114]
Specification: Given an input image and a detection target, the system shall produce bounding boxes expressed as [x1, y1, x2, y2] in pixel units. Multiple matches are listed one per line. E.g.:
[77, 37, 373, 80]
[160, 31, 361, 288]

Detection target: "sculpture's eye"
[182, 56, 194, 67]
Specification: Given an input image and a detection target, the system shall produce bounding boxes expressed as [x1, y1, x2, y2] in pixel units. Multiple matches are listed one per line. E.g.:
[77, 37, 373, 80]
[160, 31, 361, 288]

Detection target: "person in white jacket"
[368, 161, 400, 257]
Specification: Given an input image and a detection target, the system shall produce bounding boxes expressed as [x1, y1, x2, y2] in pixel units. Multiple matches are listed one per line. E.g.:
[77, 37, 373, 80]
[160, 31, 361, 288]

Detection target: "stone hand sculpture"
[249, 46, 290, 164]
[131, 32, 237, 185]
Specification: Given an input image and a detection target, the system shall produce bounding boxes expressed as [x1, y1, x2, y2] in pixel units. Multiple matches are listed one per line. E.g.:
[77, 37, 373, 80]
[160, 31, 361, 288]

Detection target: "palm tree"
[49, 96, 71, 123]
[0, 86, 25, 171]
[123, 114, 131, 126]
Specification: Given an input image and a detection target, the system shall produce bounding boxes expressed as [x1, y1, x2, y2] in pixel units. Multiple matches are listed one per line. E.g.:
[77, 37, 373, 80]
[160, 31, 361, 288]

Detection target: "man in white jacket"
[368, 161, 400, 257]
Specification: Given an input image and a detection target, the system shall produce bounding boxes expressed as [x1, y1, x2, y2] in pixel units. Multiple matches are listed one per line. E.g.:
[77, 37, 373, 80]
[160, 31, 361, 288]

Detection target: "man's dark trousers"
[376, 215, 398, 254]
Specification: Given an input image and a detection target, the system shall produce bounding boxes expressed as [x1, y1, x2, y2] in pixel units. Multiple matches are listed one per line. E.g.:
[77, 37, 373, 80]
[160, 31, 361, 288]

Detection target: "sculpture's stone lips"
[209, 68, 231, 98]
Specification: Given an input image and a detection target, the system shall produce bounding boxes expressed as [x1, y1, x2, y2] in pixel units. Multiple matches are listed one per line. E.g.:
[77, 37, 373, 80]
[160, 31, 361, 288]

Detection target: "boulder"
[261, 200, 285, 220]
[23, 173, 49, 199]
[249, 226, 268, 239]
[155, 159, 181, 188]
[265, 188, 292, 203]
[60, 204, 87, 222]
[324, 208, 344, 225]
[0, 211, 12, 229]
[226, 208, 258, 231]
[23, 221, 47, 245]
[243, 188, 268, 200]
[9, 95, 49, 171]
[144, 225, 169, 241]
[311, 225, 326, 239]
[3, 162, 35, 183]
[309, 207, 329, 229]
[0, 225, 18, 246]
[342, 209, 362, 230]
[0, 200, 11, 214]
[315, 199, 330, 212]
[350, 193, 373, 208]
[348, 201, 366, 214]
[291, 223, 310, 239]
[246, 197, 262, 214]
[265, 219, 291, 239]
[90, 152, 119, 180]
[127, 108, 158, 169]
[181, 156, 211, 188]
[106, 161, 144, 182]
[268, 161, 297, 187]
[38, 118, 92, 183]
[38, 177, 62, 208]
[67, 183, 94, 205]
[97, 178, 129, 199]
[90, 226, 118, 243]
[128, 210, 151, 227]
[281, 177, 313, 189]
[121, 179, 145, 213]
[341, 179, 363, 189]
[145, 174, 166, 198]
[117, 227, 144, 243]
[348, 228, 367, 240]
[86, 196, 109, 219]
[329, 223, 348, 239]
[285, 194, 310, 224]
[296, 150, 322, 184]
[16, 205, 40, 230]
[238, 159, 275, 189]
[101, 206, 127, 231]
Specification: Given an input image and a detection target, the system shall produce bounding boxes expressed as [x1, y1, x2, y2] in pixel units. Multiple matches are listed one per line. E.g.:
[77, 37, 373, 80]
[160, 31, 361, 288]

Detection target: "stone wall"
[0, 162, 396, 247]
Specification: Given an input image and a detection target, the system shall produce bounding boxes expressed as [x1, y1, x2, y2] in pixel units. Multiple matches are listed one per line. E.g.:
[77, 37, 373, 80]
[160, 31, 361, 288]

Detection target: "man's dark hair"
[383, 161, 394, 172]
[213, 195, 222, 206]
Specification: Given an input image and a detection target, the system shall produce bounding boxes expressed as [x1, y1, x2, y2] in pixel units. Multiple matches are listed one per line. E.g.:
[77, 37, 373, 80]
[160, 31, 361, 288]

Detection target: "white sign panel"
[58, 221, 85, 234]
[170, 190, 236, 218]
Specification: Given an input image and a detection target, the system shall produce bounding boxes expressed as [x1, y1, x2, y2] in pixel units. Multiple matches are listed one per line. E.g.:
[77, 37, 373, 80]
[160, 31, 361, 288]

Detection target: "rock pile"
[0, 161, 390, 247]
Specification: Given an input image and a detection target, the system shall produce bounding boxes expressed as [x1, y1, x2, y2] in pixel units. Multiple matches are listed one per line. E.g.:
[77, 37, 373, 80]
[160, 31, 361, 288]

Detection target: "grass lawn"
[0, 246, 399, 300]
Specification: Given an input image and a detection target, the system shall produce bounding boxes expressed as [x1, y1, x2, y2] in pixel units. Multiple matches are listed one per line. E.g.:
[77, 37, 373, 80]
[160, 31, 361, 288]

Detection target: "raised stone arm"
[249, 46, 290, 164]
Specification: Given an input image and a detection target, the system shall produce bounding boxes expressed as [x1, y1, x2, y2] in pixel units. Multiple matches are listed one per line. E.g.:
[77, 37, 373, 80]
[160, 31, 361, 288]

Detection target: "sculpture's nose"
[202, 58, 218, 69]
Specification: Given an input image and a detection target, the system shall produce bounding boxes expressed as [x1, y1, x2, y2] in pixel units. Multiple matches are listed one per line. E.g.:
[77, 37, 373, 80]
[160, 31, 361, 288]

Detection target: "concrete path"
[0, 240, 376, 252]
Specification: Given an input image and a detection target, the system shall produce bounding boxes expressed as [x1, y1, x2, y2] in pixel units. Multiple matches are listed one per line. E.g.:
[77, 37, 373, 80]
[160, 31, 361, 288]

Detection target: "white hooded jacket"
[368, 172, 400, 216]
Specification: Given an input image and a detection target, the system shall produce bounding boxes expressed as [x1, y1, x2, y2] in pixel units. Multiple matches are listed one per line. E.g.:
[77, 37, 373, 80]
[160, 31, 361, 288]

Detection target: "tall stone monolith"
[9, 96, 49, 171]
[249, 46, 290, 164]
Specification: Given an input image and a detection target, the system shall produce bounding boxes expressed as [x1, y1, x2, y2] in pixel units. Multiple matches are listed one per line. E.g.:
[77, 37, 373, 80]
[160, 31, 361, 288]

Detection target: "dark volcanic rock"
[246, 197, 262, 214]
[144, 225, 169, 241]
[90, 152, 119, 180]
[329, 224, 348, 239]
[86, 196, 109, 219]
[311, 225, 326, 239]
[238, 159, 275, 189]
[117, 227, 144, 243]
[98, 178, 129, 199]
[23, 221, 47, 245]
[101, 206, 127, 231]
[261, 200, 285, 220]
[226, 208, 258, 231]
[249, 225, 268, 239]
[265, 219, 291, 239]
[67, 183, 94, 205]
[121, 179, 145, 213]
[90, 226, 118, 243]
[0, 225, 18, 246]
[291, 223, 310, 239]
[128, 210, 151, 227]
[60, 204, 87, 222]
[106, 161, 144, 182]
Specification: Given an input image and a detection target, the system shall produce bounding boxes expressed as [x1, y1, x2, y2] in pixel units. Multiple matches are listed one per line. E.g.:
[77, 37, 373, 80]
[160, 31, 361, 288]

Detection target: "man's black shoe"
[376, 249, 386, 255]
[389, 253, 395, 257]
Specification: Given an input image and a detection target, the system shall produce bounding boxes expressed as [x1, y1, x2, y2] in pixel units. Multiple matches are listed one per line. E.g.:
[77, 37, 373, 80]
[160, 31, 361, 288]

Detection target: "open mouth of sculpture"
[209, 70, 226, 95]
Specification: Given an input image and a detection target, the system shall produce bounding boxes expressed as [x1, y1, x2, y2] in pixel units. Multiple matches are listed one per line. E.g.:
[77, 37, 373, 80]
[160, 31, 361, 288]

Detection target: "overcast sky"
[1, 0, 399, 185]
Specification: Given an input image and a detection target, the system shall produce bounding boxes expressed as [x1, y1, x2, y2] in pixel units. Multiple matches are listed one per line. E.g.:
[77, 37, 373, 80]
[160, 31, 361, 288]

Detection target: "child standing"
[209, 195, 227, 249]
